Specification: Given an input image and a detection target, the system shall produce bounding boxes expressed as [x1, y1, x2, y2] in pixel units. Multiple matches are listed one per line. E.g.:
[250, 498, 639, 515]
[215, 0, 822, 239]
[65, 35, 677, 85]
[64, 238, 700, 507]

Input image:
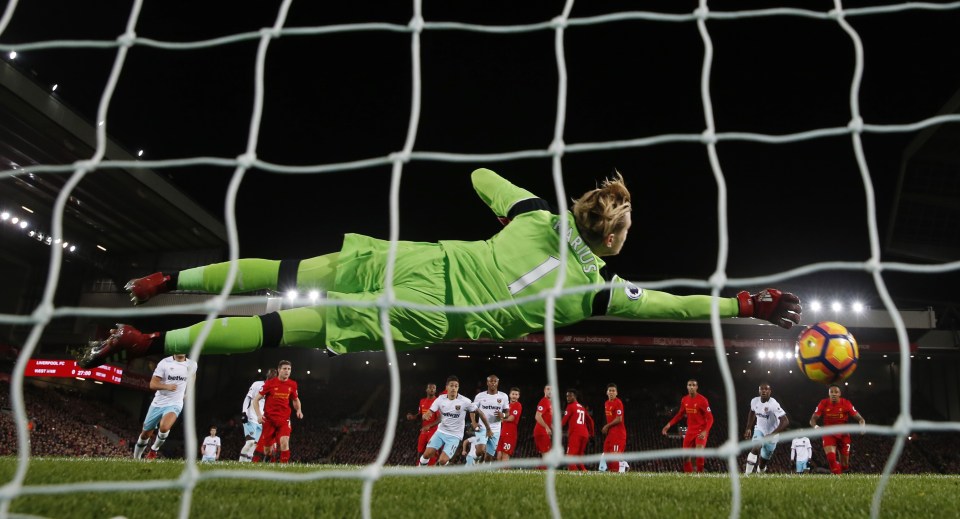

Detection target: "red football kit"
[497, 401, 523, 456]
[562, 402, 594, 470]
[603, 397, 626, 458]
[416, 395, 439, 453]
[257, 377, 298, 448]
[668, 394, 713, 448]
[814, 398, 858, 454]
[533, 396, 553, 454]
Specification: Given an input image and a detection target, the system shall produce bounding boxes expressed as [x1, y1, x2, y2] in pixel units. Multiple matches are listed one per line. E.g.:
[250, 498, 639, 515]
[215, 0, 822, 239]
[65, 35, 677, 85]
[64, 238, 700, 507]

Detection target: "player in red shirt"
[496, 387, 523, 462]
[533, 385, 554, 461]
[561, 388, 594, 471]
[602, 383, 627, 473]
[662, 379, 713, 473]
[809, 384, 866, 474]
[251, 360, 303, 463]
[406, 382, 439, 466]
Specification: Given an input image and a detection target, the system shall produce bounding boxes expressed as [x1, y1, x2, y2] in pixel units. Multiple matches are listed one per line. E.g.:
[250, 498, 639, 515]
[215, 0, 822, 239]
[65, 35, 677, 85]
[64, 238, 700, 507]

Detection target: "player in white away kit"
[200, 426, 221, 462]
[133, 354, 197, 459]
[743, 383, 789, 474]
[418, 376, 492, 467]
[791, 436, 813, 473]
[461, 432, 481, 466]
[470, 374, 510, 462]
[239, 369, 276, 462]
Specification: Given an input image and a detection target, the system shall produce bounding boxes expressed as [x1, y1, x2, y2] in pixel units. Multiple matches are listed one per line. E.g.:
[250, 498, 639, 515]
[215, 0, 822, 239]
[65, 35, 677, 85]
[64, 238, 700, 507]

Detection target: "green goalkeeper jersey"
[446, 168, 741, 340]
[323, 168, 740, 353]
[441, 168, 607, 341]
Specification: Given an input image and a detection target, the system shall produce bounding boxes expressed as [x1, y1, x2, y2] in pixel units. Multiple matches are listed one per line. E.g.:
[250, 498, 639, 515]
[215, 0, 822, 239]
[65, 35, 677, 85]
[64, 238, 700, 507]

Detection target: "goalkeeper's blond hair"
[571, 170, 632, 249]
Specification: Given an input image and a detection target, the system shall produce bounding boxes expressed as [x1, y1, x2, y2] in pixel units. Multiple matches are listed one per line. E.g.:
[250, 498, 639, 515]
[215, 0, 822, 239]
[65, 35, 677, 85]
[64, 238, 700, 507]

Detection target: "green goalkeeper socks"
[176, 254, 340, 294]
[177, 260, 281, 293]
[164, 316, 266, 355]
[163, 306, 328, 355]
[163, 254, 339, 355]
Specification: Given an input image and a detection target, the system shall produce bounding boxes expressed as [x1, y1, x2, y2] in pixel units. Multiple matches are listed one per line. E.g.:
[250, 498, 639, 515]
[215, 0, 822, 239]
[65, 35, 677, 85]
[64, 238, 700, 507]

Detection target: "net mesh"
[2, 1, 960, 518]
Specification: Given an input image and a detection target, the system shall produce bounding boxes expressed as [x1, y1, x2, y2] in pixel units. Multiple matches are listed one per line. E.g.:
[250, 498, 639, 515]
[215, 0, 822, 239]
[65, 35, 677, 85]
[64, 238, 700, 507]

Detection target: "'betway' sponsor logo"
[441, 412, 461, 418]
[167, 375, 188, 382]
[480, 404, 503, 411]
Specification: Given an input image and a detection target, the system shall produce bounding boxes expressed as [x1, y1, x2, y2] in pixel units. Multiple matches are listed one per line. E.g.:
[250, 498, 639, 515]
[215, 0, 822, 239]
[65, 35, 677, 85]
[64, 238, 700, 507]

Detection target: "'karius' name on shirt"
[553, 220, 599, 273]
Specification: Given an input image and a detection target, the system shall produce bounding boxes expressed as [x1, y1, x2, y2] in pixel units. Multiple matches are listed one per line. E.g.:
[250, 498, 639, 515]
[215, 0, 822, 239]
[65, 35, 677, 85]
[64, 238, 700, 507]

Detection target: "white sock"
[466, 454, 476, 466]
[133, 438, 149, 459]
[745, 453, 757, 474]
[418, 456, 430, 466]
[152, 430, 169, 451]
[239, 440, 257, 461]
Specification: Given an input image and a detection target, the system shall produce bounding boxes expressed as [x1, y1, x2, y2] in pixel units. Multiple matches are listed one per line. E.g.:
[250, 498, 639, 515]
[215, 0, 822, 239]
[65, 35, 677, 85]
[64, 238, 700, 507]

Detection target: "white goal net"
[1, 1, 960, 518]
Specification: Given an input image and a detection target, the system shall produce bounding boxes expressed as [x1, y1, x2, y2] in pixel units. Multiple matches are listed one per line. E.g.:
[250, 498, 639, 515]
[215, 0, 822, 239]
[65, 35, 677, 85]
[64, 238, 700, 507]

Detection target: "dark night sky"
[3, 0, 960, 310]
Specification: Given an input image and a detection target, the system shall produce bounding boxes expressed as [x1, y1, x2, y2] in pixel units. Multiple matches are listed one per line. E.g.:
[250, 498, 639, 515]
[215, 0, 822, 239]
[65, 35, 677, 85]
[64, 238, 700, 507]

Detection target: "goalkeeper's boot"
[125, 272, 173, 305]
[77, 324, 160, 369]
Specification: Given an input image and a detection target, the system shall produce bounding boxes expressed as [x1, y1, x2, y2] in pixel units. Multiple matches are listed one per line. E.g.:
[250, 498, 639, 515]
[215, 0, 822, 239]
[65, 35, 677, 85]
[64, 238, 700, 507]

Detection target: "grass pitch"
[1, 458, 958, 518]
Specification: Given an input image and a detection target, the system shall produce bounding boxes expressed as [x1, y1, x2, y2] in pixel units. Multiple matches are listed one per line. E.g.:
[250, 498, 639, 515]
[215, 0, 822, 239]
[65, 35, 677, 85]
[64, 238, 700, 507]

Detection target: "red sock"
[280, 450, 291, 463]
[609, 461, 619, 473]
[252, 450, 263, 463]
[827, 452, 841, 474]
[683, 460, 693, 473]
[696, 458, 705, 472]
[579, 464, 587, 471]
[428, 455, 437, 466]
[568, 464, 579, 471]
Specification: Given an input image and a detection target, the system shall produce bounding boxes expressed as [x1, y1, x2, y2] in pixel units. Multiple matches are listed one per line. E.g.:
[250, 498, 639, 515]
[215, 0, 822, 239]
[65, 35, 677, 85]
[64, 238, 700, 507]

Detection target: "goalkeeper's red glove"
[737, 289, 802, 329]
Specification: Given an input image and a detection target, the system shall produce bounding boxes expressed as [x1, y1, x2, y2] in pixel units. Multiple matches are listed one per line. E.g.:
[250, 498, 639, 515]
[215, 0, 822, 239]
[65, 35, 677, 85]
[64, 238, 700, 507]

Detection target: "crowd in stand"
[2, 374, 959, 474]
[0, 382, 137, 458]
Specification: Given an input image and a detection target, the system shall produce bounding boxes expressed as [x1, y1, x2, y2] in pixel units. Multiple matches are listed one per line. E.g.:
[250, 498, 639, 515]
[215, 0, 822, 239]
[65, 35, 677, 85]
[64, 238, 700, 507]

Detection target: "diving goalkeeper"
[78, 168, 802, 368]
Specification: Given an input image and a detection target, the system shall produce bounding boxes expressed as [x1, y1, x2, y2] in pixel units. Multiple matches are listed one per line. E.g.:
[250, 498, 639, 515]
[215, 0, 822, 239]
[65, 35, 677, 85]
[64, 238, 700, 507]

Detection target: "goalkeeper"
[78, 168, 802, 368]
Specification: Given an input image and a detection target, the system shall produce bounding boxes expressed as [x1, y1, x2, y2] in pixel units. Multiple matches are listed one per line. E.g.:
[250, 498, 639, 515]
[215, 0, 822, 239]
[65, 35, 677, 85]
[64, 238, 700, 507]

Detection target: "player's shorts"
[426, 431, 461, 459]
[259, 416, 292, 448]
[566, 433, 588, 456]
[534, 432, 552, 453]
[201, 455, 217, 463]
[141, 404, 182, 432]
[683, 430, 709, 449]
[323, 234, 450, 354]
[751, 428, 778, 459]
[795, 459, 809, 473]
[243, 421, 263, 441]
[475, 426, 500, 454]
[417, 428, 436, 453]
[603, 433, 626, 454]
[497, 430, 518, 456]
[822, 433, 851, 455]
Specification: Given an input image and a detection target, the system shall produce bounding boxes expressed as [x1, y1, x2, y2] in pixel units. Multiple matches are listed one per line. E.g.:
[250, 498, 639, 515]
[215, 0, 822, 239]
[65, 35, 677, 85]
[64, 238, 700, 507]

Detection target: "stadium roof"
[0, 59, 226, 267]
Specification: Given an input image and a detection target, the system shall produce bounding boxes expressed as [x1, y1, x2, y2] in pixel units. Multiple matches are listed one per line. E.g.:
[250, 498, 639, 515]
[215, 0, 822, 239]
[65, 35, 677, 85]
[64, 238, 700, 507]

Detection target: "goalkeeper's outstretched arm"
[603, 280, 802, 329]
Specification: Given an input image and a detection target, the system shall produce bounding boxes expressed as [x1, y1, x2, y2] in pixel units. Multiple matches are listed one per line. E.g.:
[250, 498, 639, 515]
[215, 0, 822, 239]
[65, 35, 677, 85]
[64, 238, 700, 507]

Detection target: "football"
[795, 321, 859, 384]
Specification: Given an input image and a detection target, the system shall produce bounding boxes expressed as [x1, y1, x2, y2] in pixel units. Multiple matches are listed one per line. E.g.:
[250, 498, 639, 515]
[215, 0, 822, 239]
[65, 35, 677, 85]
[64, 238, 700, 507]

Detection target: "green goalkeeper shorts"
[323, 233, 452, 354]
